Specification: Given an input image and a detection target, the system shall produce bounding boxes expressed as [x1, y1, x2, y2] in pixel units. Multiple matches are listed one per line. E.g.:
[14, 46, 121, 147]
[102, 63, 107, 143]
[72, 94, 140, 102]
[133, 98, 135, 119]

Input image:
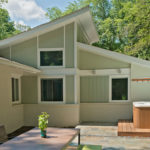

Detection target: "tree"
[0, 0, 31, 40]
[15, 23, 31, 32]
[123, 0, 150, 60]
[46, 7, 63, 20]
[0, 0, 24, 40]
[0, 0, 7, 7]
[95, 0, 150, 60]
[46, 0, 110, 23]
[0, 8, 17, 40]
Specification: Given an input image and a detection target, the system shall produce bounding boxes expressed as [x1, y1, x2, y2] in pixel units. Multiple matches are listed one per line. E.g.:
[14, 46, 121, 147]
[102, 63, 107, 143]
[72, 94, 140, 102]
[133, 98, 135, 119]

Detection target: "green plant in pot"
[38, 112, 50, 138]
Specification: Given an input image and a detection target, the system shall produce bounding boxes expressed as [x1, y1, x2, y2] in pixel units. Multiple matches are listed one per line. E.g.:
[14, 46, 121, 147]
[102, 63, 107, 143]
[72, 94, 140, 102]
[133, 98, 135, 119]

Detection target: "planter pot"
[41, 130, 47, 138]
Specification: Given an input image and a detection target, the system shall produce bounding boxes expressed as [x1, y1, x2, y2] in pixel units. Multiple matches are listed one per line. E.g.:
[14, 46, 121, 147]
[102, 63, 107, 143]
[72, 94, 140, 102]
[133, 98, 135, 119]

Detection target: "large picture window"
[40, 51, 63, 66]
[12, 78, 19, 102]
[41, 78, 63, 102]
[110, 76, 129, 101]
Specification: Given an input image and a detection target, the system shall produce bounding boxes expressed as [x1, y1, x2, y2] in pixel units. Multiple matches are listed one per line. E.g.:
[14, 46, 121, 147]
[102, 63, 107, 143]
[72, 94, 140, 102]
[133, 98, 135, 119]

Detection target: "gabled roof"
[0, 57, 40, 74]
[0, 6, 99, 49]
[77, 42, 150, 68]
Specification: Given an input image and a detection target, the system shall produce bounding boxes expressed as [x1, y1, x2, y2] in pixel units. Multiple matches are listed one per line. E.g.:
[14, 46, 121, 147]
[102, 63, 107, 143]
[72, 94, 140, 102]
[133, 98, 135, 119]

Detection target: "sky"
[3, 0, 75, 28]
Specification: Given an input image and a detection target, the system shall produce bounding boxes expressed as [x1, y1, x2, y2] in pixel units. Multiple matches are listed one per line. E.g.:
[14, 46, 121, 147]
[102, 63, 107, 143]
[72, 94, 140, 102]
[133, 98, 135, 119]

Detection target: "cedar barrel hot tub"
[133, 102, 150, 129]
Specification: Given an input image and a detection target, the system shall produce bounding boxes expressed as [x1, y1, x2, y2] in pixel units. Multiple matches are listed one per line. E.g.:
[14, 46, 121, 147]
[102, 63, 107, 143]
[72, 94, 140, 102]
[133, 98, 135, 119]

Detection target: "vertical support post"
[78, 132, 80, 145]
[74, 21, 77, 68]
[9, 46, 12, 60]
[64, 25, 66, 67]
[37, 35, 39, 68]
[74, 75, 77, 104]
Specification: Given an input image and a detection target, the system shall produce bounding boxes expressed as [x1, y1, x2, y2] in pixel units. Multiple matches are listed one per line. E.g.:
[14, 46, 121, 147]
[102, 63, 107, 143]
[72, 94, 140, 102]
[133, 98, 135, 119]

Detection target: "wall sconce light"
[118, 69, 122, 74]
[92, 70, 96, 74]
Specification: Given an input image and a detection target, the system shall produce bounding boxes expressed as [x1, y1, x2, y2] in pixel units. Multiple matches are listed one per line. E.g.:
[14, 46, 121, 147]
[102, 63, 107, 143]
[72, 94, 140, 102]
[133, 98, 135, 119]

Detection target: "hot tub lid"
[133, 101, 150, 107]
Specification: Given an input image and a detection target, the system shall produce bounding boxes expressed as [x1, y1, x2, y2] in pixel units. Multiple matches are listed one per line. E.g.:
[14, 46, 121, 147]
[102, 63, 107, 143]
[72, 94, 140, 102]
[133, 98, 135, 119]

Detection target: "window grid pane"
[112, 78, 128, 100]
[40, 51, 63, 66]
[41, 79, 63, 102]
[12, 78, 19, 102]
[12, 78, 15, 101]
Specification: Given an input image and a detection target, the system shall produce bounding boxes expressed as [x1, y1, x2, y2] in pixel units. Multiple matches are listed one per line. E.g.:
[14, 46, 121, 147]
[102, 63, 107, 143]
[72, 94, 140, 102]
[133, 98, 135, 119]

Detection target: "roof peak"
[0, 6, 99, 48]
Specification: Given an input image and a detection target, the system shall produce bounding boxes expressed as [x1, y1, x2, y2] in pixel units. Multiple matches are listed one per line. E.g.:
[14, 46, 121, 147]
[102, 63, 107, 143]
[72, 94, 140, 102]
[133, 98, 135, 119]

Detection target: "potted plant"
[38, 112, 50, 138]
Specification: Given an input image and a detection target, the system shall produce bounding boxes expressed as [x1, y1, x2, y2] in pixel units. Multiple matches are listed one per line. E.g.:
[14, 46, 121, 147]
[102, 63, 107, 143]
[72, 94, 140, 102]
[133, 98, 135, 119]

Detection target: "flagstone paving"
[72, 123, 150, 150]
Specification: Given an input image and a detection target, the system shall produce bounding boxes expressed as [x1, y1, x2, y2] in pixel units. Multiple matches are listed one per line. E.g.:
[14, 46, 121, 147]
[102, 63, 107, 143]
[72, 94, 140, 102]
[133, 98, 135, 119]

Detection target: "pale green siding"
[65, 23, 74, 68]
[39, 27, 64, 48]
[0, 47, 10, 59]
[21, 76, 74, 104]
[66, 76, 74, 104]
[78, 49, 130, 69]
[131, 64, 150, 102]
[21, 76, 38, 104]
[39, 24, 74, 68]
[11, 38, 37, 68]
[80, 76, 109, 103]
[77, 25, 89, 44]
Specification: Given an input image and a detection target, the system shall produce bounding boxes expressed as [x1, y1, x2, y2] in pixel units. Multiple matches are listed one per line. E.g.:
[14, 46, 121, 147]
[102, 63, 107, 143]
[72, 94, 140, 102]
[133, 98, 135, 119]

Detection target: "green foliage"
[38, 112, 50, 131]
[0, 0, 7, 7]
[0, 8, 17, 40]
[0, 0, 30, 40]
[0, 0, 23, 40]
[45, 0, 90, 21]
[46, 0, 150, 60]
[46, 7, 63, 20]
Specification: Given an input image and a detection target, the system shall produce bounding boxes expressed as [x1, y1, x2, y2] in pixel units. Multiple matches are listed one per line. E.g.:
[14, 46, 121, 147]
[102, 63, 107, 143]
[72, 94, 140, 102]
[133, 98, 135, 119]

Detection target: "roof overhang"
[0, 6, 99, 49]
[77, 42, 150, 69]
[76, 9, 99, 44]
[0, 57, 41, 74]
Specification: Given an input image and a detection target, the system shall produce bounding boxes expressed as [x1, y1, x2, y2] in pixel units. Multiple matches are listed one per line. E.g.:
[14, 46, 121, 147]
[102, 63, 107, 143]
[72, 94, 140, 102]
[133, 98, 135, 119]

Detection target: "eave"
[0, 57, 40, 74]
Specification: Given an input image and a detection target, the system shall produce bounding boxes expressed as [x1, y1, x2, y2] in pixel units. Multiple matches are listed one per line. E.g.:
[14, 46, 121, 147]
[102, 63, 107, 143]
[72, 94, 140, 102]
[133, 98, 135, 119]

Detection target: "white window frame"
[38, 48, 65, 68]
[11, 74, 21, 104]
[109, 75, 130, 102]
[38, 76, 66, 104]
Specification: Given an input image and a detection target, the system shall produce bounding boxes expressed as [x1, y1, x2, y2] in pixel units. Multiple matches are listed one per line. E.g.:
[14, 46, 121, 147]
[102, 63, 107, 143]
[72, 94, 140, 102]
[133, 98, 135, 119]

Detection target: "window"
[12, 78, 19, 102]
[40, 50, 63, 66]
[41, 78, 63, 102]
[110, 76, 129, 102]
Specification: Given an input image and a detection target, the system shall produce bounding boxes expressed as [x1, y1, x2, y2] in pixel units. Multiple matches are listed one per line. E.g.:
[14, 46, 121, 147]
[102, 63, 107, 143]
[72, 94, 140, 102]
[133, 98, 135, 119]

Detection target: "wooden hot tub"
[133, 102, 150, 129]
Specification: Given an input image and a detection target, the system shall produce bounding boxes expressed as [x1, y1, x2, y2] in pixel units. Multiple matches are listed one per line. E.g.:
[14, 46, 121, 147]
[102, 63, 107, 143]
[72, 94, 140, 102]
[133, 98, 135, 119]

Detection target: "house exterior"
[1, 6, 150, 134]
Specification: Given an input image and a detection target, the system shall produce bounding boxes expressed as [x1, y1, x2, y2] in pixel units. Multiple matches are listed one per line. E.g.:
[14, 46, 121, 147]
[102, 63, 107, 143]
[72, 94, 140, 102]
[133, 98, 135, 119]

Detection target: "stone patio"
[71, 123, 150, 150]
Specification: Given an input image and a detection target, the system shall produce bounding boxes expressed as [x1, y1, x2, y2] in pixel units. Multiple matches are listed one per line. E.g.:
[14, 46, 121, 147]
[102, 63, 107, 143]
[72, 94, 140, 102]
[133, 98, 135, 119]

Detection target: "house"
[0, 6, 150, 134]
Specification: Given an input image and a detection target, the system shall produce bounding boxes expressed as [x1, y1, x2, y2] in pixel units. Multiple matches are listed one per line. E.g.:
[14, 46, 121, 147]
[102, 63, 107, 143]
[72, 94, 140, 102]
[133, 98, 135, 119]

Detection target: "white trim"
[63, 76, 66, 104]
[78, 68, 130, 76]
[38, 75, 65, 104]
[9, 46, 12, 60]
[38, 48, 65, 68]
[11, 74, 21, 104]
[37, 35, 39, 68]
[74, 75, 80, 104]
[78, 75, 80, 104]
[40, 68, 77, 76]
[64, 25, 66, 67]
[39, 68, 130, 76]
[38, 48, 64, 51]
[77, 42, 150, 69]
[74, 21, 77, 68]
[109, 75, 130, 102]
[74, 75, 77, 104]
